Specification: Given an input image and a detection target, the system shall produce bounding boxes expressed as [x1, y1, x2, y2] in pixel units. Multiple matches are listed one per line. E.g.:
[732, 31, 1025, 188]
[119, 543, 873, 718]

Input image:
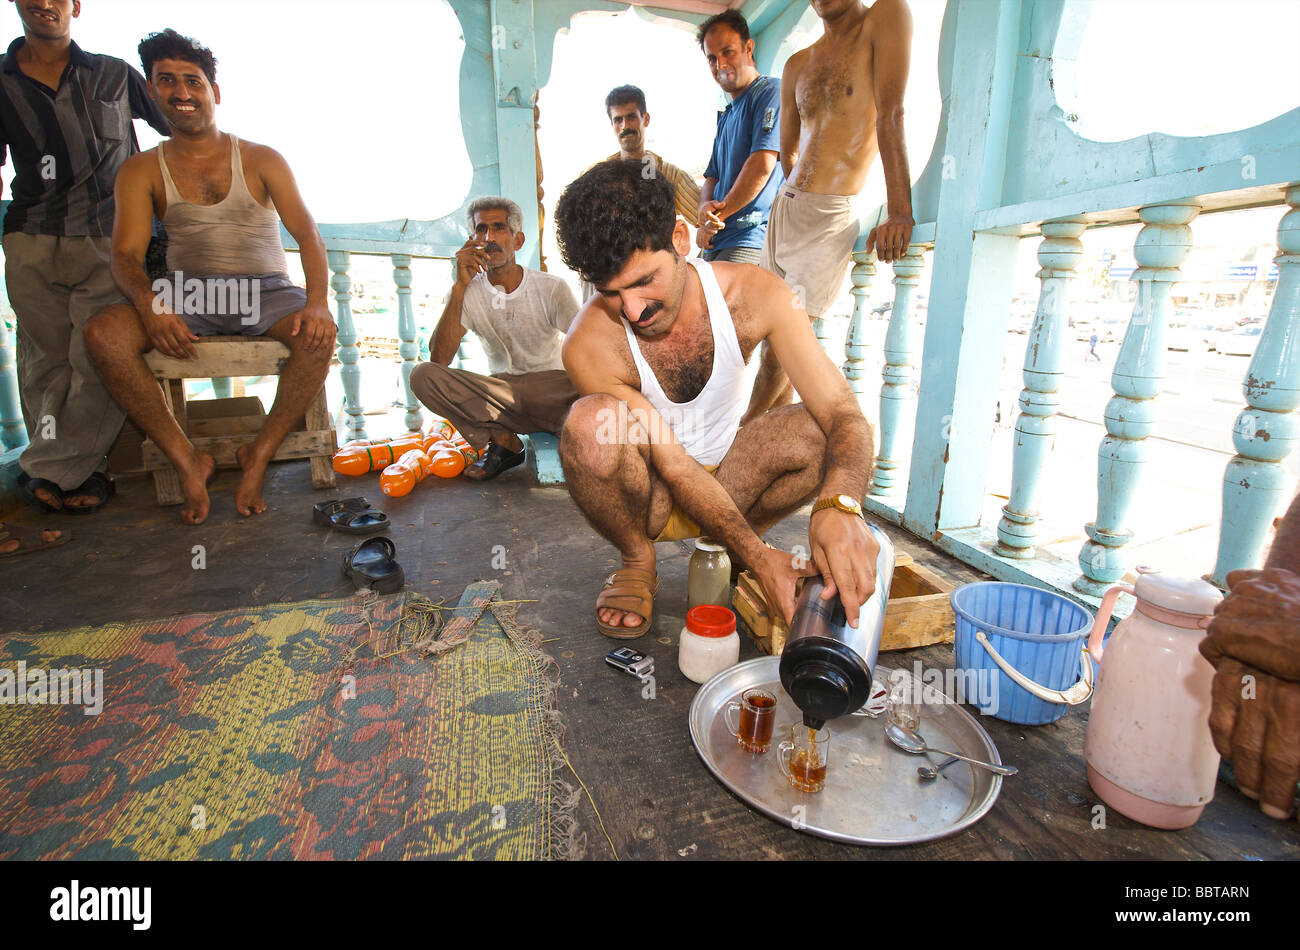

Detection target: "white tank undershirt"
[621, 257, 753, 467]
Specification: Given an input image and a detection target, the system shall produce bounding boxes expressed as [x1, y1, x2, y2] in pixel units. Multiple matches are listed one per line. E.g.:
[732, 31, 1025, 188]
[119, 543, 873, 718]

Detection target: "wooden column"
[870, 244, 926, 496]
[329, 250, 366, 441]
[994, 218, 1087, 557]
[0, 314, 26, 450]
[1076, 201, 1199, 596]
[1209, 185, 1300, 586]
[840, 250, 877, 397]
[392, 254, 423, 433]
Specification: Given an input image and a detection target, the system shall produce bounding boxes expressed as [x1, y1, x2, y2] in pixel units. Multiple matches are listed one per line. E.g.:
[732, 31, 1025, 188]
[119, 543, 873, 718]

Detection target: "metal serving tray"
[688, 657, 1004, 846]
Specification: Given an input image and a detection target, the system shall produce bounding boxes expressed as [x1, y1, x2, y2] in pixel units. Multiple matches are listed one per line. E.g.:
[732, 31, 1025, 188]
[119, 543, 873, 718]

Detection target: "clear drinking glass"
[886, 676, 922, 733]
[777, 723, 831, 793]
[724, 687, 777, 753]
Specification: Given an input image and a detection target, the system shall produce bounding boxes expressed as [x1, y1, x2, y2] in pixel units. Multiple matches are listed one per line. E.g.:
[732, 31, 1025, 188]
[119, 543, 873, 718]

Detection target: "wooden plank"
[144, 340, 288, 380]
[142, 430, 335, 470]
[188, 415, 266, 438]
[152, 466, 184, 506]
[188, 396, 264, 421]
[165, 378, 187, 436]
[107, 415, 147, 474]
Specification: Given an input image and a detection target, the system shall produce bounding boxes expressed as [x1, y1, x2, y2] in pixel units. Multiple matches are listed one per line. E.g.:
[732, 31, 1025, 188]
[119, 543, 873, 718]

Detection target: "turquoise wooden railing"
[845, 1, 1299, 606]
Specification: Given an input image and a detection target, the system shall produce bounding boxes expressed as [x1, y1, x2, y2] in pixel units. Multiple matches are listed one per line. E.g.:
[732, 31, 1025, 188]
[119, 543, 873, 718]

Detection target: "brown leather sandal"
[595, 566, 659, 639]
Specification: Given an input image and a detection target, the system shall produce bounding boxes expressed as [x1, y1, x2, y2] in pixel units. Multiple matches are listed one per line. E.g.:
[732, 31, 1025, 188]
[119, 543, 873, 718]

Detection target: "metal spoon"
[885, 722, 1019, 777]
[917, 755, 960, 782]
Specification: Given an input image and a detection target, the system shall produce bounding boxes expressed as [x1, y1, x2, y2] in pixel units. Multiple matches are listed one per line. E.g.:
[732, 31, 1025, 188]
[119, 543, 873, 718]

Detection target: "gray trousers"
[409, 362, 577, 448]
[4, 232, 127, 490]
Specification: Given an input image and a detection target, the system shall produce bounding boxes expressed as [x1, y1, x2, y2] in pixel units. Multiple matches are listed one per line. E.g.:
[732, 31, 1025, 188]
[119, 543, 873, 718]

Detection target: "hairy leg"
[82, 304, 215, 524]
[560, 394, 673, 629]
[234, 316, 333, 516]
[741, 340, 795, 425]
[715, 403, 828, 539]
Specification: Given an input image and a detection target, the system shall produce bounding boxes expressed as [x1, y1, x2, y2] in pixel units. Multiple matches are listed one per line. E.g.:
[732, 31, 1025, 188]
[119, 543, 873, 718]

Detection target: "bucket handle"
[973, 630, 1095, 706]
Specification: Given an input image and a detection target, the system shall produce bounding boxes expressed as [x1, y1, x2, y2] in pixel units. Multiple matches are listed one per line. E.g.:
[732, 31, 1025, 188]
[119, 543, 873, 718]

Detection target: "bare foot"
[178, 452, 216, 525]
[235, 443, 270, 517]
[597, 553, 657, 629]
[31, 485, 62, 510]
[0, 526, 62, 555]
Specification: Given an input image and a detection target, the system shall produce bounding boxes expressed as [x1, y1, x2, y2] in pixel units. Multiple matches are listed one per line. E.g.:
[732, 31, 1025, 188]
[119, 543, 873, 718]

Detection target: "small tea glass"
[777, 723, 831, 793]
[725, 687, 778, 753]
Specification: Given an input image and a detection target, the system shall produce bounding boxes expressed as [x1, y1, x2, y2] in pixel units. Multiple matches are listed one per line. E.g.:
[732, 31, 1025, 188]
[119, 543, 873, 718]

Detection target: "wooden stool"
[141, 335, 337, 505]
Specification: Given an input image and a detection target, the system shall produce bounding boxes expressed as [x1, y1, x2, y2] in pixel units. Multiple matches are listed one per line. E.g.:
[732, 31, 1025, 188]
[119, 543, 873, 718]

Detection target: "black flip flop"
[65, 472, 115, 515]
[313, 497, 389, 535]
[16, 472, 64, 513]
[341, 536, 405, 594]
[0, 523, 72, 559]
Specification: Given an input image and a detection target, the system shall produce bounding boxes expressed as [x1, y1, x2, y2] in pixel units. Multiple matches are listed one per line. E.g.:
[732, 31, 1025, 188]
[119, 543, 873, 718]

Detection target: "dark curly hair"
[555, 159, 677, 287]
[139, 28, 218, 85]
[605, 84, 646, 118]
[697, 9, 751, 49]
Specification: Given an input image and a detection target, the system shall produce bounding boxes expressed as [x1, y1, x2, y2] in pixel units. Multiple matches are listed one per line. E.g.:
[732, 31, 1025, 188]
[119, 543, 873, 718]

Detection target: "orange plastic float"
[332, 434, 425, 475]
[430, 448, 466, 478]
[379, 450, 433, 497]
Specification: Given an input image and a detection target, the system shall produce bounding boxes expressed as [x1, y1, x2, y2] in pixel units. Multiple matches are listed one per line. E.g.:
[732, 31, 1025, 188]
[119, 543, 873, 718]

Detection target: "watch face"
[838, 494, 858, 510]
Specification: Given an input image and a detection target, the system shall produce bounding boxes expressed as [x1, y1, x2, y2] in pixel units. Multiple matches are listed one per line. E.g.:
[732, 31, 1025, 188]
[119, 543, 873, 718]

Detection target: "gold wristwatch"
[811, 494, 865, 520]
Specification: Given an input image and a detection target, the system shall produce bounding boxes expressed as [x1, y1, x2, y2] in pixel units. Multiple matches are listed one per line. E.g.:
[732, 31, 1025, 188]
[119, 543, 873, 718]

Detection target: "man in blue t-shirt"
[695, 10, 783, 265]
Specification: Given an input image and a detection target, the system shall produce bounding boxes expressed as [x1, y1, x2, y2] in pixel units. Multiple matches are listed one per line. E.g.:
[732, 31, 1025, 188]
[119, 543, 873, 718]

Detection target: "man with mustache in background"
[410, 197, 580, 481]
[604, 85, 699, 229]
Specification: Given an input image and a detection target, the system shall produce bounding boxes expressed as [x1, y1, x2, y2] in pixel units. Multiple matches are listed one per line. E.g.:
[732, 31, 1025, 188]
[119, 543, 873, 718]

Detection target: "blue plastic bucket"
[951, 583, 1094, 725]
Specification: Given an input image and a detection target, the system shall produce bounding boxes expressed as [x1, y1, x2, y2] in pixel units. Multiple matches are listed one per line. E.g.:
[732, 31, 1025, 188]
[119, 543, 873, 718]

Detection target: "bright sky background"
[1, 0, 1295, 242]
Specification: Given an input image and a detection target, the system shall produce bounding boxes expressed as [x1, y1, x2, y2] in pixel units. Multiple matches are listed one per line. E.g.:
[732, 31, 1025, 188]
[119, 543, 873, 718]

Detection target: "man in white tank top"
[83, 30, 334, 525]
[555, 160, 882, 640]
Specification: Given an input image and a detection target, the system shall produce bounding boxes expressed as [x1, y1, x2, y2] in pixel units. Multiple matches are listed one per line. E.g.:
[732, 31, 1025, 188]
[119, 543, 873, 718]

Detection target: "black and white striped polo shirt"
[0, 37, 169, 237]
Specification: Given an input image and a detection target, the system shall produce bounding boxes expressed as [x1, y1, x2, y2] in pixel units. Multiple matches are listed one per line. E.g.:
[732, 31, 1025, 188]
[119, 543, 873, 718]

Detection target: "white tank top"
[621, 258, 750, 466]
[158, 134, 289, 278]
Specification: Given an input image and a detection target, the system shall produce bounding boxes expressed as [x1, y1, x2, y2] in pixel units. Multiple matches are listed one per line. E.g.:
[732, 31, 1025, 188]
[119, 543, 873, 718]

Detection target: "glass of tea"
[724, 688, 778, 753]
[777, 723, 831, 793]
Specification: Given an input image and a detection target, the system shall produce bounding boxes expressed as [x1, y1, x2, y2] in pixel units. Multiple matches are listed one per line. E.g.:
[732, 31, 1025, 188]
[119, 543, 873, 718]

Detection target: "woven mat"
[0, 582, 579, 860]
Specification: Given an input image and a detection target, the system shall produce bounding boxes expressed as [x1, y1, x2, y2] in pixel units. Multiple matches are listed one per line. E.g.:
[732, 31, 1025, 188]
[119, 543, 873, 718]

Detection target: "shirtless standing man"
[83, 29, 334, 524]
[555, 159, 881, 639]
[748, 0, 914, 419]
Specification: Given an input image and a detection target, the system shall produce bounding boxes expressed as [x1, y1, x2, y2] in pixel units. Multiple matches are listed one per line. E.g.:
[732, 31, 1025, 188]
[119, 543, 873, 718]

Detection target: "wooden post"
[1209, 184, 1300, 587]
[329, 250, 366, 441]
[0, 313, 26, 451]
[840, 249, 877, 399]
[1076, 200, 1200, 596]
[392, 254, 423, 433]
[995, 217, 1087, 557]
[870, 244, 927, 496]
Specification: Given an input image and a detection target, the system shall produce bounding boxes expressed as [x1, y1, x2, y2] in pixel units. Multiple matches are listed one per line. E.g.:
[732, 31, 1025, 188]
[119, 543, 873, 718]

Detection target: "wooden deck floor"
[1, 457, 1296, 860]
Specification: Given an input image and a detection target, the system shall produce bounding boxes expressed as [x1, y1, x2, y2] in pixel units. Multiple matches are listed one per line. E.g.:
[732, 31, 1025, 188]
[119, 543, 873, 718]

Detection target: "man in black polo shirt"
[0, 0, 167, 514]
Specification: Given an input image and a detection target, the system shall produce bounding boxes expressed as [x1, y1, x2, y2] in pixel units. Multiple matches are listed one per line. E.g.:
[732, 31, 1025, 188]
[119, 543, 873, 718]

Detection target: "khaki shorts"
[760, 184, 859, 318]
[654, 464, 720, 542]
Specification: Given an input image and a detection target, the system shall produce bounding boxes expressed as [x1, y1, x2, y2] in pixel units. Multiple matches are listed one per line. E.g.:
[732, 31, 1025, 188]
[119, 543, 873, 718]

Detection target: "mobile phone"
[605, 646, 654, 679]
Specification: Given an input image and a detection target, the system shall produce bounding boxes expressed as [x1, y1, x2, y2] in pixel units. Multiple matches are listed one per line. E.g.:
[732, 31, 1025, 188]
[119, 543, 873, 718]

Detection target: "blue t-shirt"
[703, 75, 784, 251]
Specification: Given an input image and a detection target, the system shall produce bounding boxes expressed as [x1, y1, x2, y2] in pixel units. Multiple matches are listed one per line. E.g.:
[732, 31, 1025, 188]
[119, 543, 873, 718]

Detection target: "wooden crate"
[733, 553, 957, 655]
